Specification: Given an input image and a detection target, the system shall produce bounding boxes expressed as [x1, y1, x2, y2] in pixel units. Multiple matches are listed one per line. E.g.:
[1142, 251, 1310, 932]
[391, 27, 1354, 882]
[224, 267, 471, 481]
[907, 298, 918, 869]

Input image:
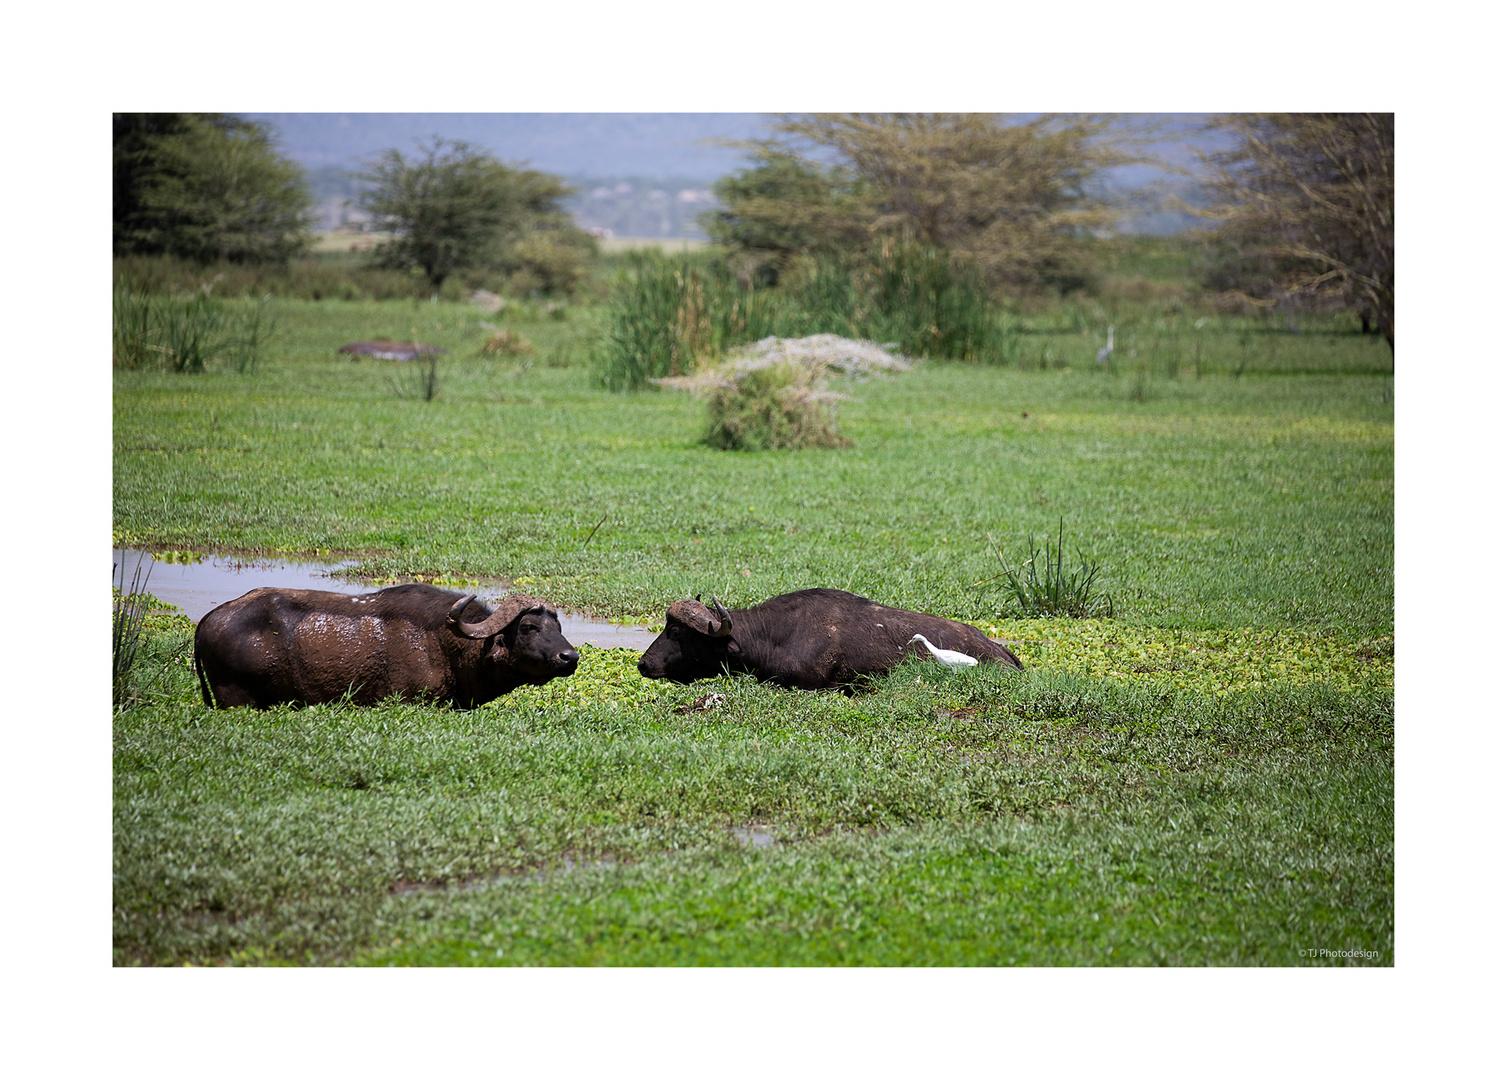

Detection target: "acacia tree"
[359, 138, 585, 291]
[1200, 114, 1394, 348]
[114, 113, 312, 263]
[712, 114, 1138, 290]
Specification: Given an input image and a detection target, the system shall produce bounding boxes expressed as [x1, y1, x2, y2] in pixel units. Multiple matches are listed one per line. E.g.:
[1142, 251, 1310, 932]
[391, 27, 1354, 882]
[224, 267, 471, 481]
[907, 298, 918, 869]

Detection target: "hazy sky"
[242, 113, 1221, 183]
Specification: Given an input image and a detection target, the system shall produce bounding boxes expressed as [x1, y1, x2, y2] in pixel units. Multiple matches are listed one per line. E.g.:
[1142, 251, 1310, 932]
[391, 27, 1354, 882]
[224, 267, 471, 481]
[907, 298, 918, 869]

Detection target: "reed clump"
[112, 283, 276, 373]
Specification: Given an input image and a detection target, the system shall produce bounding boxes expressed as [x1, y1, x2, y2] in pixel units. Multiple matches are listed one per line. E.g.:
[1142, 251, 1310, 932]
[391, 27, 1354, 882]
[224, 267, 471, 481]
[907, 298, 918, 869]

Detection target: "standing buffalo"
[194, 584, 579, 709]
[637, 588, 1024, 691]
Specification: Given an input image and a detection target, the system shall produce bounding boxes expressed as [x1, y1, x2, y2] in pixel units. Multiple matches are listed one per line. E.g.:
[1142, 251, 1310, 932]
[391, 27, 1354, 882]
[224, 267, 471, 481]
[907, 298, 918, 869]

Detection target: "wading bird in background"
[1096, 325, 1115, 365]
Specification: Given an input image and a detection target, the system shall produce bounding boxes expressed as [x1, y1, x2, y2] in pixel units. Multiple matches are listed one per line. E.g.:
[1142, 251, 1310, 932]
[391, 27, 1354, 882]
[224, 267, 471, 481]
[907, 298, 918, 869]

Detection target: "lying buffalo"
[637, 588, 1024, 691]
[194, 584, 578, 709]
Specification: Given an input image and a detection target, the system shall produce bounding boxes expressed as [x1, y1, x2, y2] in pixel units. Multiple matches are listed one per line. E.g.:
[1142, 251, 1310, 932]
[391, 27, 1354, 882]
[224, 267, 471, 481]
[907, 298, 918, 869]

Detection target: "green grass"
[113, 297, 1392, 633]
[112, 286, 1393, 966]
[115, 634, 1391, 967]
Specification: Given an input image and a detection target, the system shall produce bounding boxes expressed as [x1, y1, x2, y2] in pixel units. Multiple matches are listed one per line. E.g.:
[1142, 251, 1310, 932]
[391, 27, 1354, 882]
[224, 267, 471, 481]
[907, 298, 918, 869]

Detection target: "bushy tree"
[703, 148, 877, 284]
[358, 138, 592, 292]
[711, 114, 1136, 291]
[114, 113, 313, 263]
[114, 113, 193, 255]
[1199, 114, 1393, 348]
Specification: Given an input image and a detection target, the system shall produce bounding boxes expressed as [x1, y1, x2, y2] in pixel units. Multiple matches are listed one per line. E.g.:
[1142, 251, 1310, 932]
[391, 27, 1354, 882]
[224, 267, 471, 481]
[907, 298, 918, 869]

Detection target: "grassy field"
[309, 230, 394, 253]
[112, 264, 1394, 966]
[596, 236, 709, 254]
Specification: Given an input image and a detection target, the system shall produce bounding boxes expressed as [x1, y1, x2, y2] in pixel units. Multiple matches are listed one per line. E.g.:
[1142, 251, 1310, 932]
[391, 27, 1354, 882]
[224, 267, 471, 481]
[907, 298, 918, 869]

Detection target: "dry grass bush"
[479, 329, 534, 357]
[733, 334, 913, 379]
[655, 335, 911, 450]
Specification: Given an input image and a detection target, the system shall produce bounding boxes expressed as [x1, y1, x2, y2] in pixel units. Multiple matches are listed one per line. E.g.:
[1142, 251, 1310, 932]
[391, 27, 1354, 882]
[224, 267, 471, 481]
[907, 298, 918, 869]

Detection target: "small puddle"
[113, 548, 661, 650]
[731, 826, 775, 848]
[392, 856, 618, 896]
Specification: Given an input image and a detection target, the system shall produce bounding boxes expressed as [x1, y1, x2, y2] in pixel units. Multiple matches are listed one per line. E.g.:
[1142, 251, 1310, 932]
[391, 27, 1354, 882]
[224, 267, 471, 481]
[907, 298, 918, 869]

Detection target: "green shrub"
[504, 233, 596, 297]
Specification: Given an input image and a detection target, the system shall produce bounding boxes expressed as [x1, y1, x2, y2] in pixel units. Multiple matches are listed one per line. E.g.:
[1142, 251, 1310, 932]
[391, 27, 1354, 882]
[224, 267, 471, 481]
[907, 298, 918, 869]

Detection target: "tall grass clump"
[390, 354, 442, 401]
[597, 252, 780, 390]
[232, 293, 276, 374]
[112, 285, 161, 371]
[599, 244, 1009, 390]
[781, 239, 1009, 363]
[113, 557, 152, 709]
[985, 519, 1115, 618]
[112, 284, 277, 373]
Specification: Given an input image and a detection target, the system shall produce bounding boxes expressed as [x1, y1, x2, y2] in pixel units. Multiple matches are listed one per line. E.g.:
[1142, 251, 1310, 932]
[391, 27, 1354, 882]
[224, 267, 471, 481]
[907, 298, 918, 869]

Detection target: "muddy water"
[112, 549, 661, 650]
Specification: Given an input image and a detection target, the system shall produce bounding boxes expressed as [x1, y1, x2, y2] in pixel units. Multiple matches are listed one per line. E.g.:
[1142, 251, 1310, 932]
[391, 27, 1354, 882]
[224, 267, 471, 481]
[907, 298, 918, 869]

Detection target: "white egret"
[1095, 325, 1115, 365]
[905, 634, 978, 670]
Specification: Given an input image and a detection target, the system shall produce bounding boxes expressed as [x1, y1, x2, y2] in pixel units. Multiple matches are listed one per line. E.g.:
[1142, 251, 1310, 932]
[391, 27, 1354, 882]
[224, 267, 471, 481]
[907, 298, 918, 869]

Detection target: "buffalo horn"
[446, 595, 478, 623]
[708, 597, 734, 638]
[450, 593, 549, 640]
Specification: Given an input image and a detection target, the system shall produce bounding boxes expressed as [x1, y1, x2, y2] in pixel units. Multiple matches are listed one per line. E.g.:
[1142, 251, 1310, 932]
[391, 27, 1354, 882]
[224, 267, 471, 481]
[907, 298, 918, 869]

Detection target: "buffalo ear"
[726, 639, 742, 655]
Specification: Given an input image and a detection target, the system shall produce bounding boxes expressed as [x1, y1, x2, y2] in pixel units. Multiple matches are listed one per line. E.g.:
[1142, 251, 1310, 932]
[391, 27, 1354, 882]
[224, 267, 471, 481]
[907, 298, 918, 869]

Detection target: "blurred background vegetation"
[112, 111, 1393, 371]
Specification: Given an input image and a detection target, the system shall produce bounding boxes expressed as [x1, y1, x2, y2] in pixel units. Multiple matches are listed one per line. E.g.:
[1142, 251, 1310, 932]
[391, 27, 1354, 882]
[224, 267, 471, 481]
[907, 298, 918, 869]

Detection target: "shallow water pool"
[112, 549, 661, 650]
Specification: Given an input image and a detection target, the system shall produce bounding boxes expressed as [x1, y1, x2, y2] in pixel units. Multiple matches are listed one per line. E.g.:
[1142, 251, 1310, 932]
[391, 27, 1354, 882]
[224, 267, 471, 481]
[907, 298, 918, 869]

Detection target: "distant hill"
[303, 165, 720, 239]
[562, 176, 718, 240]
[245, 113, 772, 180]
